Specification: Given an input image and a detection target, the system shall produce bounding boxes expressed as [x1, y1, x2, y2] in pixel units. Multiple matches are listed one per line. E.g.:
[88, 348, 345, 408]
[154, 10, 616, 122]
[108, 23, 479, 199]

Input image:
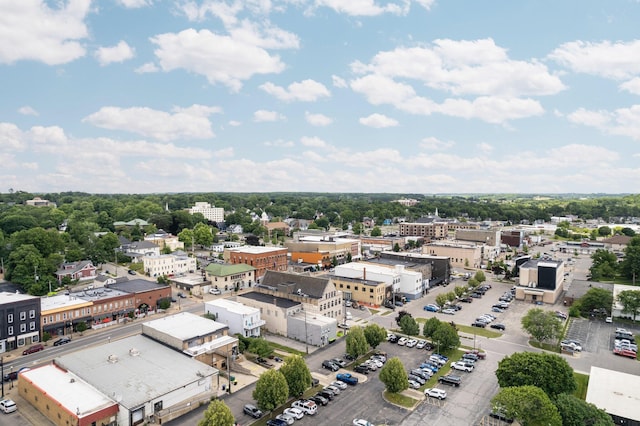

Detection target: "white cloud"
[264, 139, 295, 147]
[567, 105, 640, 141]
[300, 136, 327, 147]
[82, 105, 220, 141]
[150, 29, 287, 91]
[95, 41, 135, 66]
[332, 75, 347, 88]
[0, 122, 28, 150]
[253, 110, 286, 122]
[0, 0, 90, 65]
[116, 0, 153, 8]
[477, 142, 493, 153]
[228, 19, 300, 49]
[135, 62, 159, 73]
[260, 79, 331, 102]
[549, 40, 640, 80]
[305, 112, 333, 126]
[18, 106, 39, 116]
[413, 0, 435, 10]
[620, 77, 640, 95]
[420, 137, 455, 150]
[228, 120, 242, 127]
[359, 113, 398, 128]
[314, 0, 410, 16]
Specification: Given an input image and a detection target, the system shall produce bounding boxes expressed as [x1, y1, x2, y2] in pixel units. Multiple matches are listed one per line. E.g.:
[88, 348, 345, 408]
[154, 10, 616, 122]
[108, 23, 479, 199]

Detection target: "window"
[8, 326, 13, 336]
[43, 317, 47, 324]
[20, 324, 26, 333]
[29, 309, 35, 318]
[20, 312, 26, 320]
[30, 321, 35, 331]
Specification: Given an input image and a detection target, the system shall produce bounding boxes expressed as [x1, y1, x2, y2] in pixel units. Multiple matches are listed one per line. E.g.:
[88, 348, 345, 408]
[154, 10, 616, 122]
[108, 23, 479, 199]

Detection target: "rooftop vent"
[129, 348, 140, 357]
[107, 354, 118, 364]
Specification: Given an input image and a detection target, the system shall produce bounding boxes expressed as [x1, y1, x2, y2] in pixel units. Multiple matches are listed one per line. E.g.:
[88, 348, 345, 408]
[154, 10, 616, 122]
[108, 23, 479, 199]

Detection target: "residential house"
[144, 229, 184, 251]
[120, 240, 161, 262]
[55, 260, 97, 283]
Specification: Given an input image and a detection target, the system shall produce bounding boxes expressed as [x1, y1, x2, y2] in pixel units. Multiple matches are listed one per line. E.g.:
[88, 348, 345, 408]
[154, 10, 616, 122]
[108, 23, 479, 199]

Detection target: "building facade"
[55, 260, 97, 282]
[204, 299, 265, 338]
[422, 242, 483, 268]
[204, 263, 257, 291]
[188, 202, 224, 223]
[516, 259, 565, 304]
[225, 246, 288, 279]
[0, 292, 41, 353]
[399, 221, 448, 239]
[143, 252, 197, 278]
[41, 294, 93, 338]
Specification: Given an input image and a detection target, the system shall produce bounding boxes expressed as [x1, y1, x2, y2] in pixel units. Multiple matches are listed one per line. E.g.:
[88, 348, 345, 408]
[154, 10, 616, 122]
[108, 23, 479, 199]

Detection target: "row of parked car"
[613, 328, 637, 359]
[387, 333, 435, 350]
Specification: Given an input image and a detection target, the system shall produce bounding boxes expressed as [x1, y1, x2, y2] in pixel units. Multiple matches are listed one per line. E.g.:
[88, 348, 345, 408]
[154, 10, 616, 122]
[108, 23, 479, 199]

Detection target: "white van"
[346, 312, 353, 320]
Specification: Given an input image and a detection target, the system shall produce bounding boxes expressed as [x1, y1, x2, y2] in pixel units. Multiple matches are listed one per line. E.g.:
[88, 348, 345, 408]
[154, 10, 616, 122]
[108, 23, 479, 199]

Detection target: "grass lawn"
[573, 372, 589, 400]
[456, 324, 502, 338]
[384, 390, 419, 408]
[268, 341, 306, 357]
[380, 310, 394, 316]
[529, 340, 560, 353]
[368, 308, 380, 315]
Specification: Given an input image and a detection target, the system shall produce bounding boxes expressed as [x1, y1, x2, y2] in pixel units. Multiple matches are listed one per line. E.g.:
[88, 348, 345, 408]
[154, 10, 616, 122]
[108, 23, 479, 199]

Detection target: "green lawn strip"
[380, 310, 393, 316]
[368, 308, 380, 315]
[456, 324, 502, 338]
[384, 390, 419, 408]
[529, 340, 560, 353]
[573, 372, 589, 400]
[268, 341, 306, 357]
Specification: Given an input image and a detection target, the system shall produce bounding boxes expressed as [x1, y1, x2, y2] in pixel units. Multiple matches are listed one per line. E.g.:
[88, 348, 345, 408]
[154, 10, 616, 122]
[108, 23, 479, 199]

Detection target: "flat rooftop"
[228, 246, 286, 254]
[142, 312, 228, 340]
[106, 279, 169, 293]
[205, 298, 259, 315]
[0, 291, 38, 304]
[21, 365, 116, 417]
[41, 294, 92, 312]
[586, 366, 640, 421]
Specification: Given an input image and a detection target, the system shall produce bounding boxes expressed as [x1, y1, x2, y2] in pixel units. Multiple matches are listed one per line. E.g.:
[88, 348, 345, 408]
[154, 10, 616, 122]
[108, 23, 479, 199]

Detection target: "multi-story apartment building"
[143, 251, 197, 278]
[399, 221, 448, 239]
[188, 202, 224, 223]
[225, 246, 288, 279]
[0, 292, 41, 353]
[204, 298, 265, 338]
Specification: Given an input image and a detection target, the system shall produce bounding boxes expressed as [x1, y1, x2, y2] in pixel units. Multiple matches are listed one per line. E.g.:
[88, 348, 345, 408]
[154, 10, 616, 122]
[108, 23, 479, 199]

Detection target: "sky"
[2, 0, 640, 194]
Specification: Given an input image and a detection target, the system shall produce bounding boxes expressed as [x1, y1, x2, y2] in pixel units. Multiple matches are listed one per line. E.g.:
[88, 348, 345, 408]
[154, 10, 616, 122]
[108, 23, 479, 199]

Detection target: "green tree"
[178, 228, 194, 246]
[435, 294, 448, 308]
[76, 322, 88, 334]
[422, 317, 441, 339]
[620, 236, 640, 284]
[345, 326, 369, 358]
[198, 399, 235, 426]
[579, 287, 613, 316]
[446, 291, 456, 303]
[279, 355, 312, 397]
[370, 226, 382, 237]
[496, 352, 576, 397]
[6, 244, 49, 294]
[521, 308, 562, 342]
[491, 385, 562, 426]
[467, 277, 479, 288]
[379, 357, 408, 393]
[431, 322, 460, 352]
[589, 249, 618, 281]
[473, 270, 486, 283]
[554, 393, 614, 426]
[363, 323, 387, 349]
[617, 289, 640, 320]
[193, 222, 213, 247]
[453, 286, 466, 299]
[248, 338, 273, 357]
[253, 369, 289, 412]
[399, 314, 420, 336]
[597, 226, 612, 237]
[395, 310, 411, 326]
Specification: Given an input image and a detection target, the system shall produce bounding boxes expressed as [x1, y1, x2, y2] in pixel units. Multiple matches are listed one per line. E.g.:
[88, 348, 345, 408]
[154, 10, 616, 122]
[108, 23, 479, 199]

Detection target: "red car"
[22, 343, 44, 355]
[465, 349, 487, 359]
[614, 347, 637, 359]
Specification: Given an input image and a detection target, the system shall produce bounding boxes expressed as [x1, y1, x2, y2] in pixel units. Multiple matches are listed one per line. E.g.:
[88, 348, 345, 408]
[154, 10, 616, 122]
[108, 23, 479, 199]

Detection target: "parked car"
[22, 344, 44, 355]
[408, 379, 421, 389]
[318, 389, 335, 400]
[331, 358, 347, 368]
[276, 413, 295, 425]
[309, 395, 328, 406]
[491, 307, 504, 313]
[438, 374, 462, 387]
[337, 373, 359, 385]
[325, 385, 341, 395]
[353, 420, 374, 426]
[127, 269, 136, 275]
[177, 292, 187, 298]
[283, 407, 304, 420]
[614, 347, 637, 359]
[423, 304, 440, 312]
[331, 380, 348, 390]
[465, 350, 486, 359]
[405, 339, 417, 348]
[441, 308, 456, 315]
[415, 340, 427, 349]
[292, 399, 317, 415]
[209, 288, 221, 295]
[408, 374, 425, 385]
[462, 353, 479, 362]
[397, 337, 408, 346]
[451, 361, 474, 372]
[267, 419, 289, 426]
[410, 369, 429, 380]
[387, 335, 399, 343]
[53, 336, 71, 346]
[0, 399, 17, 413]
[322, 360, 339, 371]
[243, 404, 263, 419]
[490, 323, 506, 331]
[424, 388, 447, 399]
[471, 321, 486, 328]
[354, 365, 370, 375]
[460, 297, 473, 303]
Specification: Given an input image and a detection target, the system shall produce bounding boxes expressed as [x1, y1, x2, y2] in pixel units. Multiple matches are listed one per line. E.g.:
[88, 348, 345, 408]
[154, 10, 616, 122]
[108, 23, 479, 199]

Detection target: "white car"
[424, 388, 447, 400]
[331, 380, 347, 390]
[451, 361, 474, 372]
[406, 339, 417, 348]
[353, 420, 374, 426]
[397, 337, 408, 346]
[292, 399, 318, 415]
[408, 379, 421, 389]
[441, 308, 456, 315]
[325, 384, 341, 395]
[416, 340, 427, 349]
[283, 407, 304, 420]
[605, 316, 613, 323]
[369, 358, 383, 368]
[209, 288, 221, 295]
[0, 399, 17, 413]
[276, 413, 295, 425]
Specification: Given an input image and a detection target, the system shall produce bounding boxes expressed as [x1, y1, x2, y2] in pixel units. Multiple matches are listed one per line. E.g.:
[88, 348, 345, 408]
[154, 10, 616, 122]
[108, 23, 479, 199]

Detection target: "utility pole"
[1, 356, 4, 398]
[114, 248, 118, 277]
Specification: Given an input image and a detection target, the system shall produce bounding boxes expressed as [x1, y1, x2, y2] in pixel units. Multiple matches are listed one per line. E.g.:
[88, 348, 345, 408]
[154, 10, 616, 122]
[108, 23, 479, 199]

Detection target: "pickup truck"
[336, 373, 359, 386]
[256, 357, 274, 368]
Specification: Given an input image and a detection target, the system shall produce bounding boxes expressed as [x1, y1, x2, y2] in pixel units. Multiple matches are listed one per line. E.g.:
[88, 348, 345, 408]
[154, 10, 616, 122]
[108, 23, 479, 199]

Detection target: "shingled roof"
[260, 271, 332, 299]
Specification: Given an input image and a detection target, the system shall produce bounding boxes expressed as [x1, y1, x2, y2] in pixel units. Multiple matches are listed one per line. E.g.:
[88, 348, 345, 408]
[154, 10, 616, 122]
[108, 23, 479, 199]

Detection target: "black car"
[354, 364, 370, 374]
[489, 411, 514, 423]
[318, 389, 335, 400]
[423, 342, 435, 351]
[53, 336, 71, 346]
[462, 353, 479, 362]
[438, 374, 462, 387]
[266, 420, 288, 426]
[460, 297, 473, 303]
[243, 404, 263, 419]
[309, 395, 328, 406]
[490, 323, 506, 331]
[322, 360, 339, 371]
[471, 321, 487, 328]
[128, 269, 136, 275]
[344, 353, 356, 361]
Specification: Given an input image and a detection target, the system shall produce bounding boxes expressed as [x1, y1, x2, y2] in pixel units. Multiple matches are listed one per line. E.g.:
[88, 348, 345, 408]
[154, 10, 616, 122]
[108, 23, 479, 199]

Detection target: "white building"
[204, 299, 265, 338]
[586, 366, 640, 424]
[612, 284, 640, 319]
[188, 202, 224, 223]
[143, 252, 197, 278]
[335, 262, 424, 300]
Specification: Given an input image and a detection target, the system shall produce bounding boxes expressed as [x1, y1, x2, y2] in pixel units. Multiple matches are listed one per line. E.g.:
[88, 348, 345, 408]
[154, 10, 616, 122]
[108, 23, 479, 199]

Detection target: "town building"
[119, 240, 161, 261]
[515, 259, 565, 304]
[329, 275, 387, 306]
[0, 292, 41, 353]
[25, 197, 56, 207]
[55, 260, 97, 283]
[394, 198, 419, 207]
[399, 220, 448, 239]
[143, 251, 197, 278]
[188, 202, 224, 223]
[286, 233, 362, 266]
[204, 263, 257, 291]
[334, 262, 423, 301]
[54, 334, 219, 425]
[563, 280, 613, 307]
[225, 246, 288, 279]
[144, 229, 184, 251]
[19, 364, 119, 426]
[142, 312, 238, 370]
[612, 284, 640, 319]
[586, 366, 639, 425]
[287, 310, 337, 347]
[370, 251, 451, 287]
[41, 294, 93, 338]
[204, 298, 265, 338]
[455, 229, 502, 246]
[235, 292, 301, 337]
[422, 241, 484, 268]
[76, 287, 137, 328]
[105, 279, 172, 315]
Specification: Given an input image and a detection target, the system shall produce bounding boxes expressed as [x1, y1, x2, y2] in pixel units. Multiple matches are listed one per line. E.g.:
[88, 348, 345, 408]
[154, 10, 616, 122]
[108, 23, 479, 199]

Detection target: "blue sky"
[2, 0, 640, 194]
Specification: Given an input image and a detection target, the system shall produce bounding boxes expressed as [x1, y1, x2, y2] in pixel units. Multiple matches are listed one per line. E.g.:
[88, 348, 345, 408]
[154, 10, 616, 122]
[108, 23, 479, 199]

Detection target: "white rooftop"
[143, 312, 228, 341]
[0, 291, 38, 304]
[586, 366, 640, 421]
[41, 294, 91, 312]
[229, 246, 285, 254]
[336, 263, 400, 276]
[55, 334, 218, 409]
[21, 365, 116, 417]
[205, 298, 259, 315]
